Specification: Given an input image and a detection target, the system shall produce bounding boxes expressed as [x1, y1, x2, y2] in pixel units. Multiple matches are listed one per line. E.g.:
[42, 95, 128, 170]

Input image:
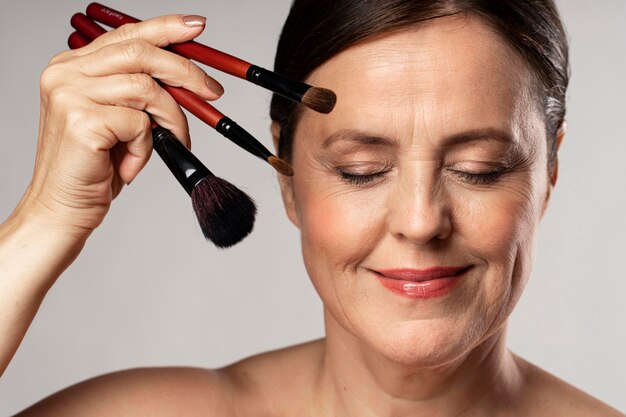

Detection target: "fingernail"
[205, 75, 224, 97]
[182, 15, 206, 27]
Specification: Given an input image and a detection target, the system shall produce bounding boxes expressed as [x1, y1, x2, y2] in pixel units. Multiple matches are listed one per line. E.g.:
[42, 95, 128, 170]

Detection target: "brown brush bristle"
[268, 156, 294, 176]
[191, 176, 256, 248]
[301, 87, 337, 114]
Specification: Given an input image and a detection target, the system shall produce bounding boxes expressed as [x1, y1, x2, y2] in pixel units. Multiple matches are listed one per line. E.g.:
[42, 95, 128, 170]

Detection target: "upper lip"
[375, 266, 470, 282]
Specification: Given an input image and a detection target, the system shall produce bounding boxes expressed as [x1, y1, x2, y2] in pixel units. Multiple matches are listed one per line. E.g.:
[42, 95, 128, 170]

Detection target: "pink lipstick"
[374, 266, 470, 299]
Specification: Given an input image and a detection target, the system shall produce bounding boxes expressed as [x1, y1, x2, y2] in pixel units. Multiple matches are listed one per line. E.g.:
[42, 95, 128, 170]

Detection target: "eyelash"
[450, 169, 506, 185]
[338, 168, 506, 186]
[339, 170, 388, 186]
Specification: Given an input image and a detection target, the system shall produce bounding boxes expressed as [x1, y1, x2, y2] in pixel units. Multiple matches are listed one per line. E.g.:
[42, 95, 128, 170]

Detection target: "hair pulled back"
[270, 0, 569, 171]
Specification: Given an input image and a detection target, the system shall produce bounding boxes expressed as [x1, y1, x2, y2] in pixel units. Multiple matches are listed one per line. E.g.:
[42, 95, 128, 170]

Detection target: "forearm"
[0, 203, 86, 377]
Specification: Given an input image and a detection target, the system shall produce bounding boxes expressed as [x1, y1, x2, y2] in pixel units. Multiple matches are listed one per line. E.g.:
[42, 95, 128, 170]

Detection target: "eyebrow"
[321, 128, 515, 150]
[439, 128, 516, 148]
[321, 130, 395, 149]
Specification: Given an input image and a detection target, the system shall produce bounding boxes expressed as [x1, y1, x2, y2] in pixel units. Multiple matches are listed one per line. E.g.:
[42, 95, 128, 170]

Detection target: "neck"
[312, 311, 523, 417]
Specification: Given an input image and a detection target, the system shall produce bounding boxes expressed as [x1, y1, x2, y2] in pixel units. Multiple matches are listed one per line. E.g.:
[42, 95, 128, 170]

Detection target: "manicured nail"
[205, 75, 224, 97]
[182, 15, 206, 27]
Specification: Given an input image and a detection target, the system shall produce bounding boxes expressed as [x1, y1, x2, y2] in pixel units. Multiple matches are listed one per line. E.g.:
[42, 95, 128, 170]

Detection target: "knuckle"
[62, 108, 103, 145]
[67, 109, 114, 151]
[46, 84, 78, 108]
[64, 105, 92, 128]
[120, 39, 151, 63]
[40, 63, 67, 93]
[137, 111, 152, 132]
[183, 58, 200, 80]
[47, 50, 72, 66]
[115, 22, 140, 41]
[127, 73, 158, 98]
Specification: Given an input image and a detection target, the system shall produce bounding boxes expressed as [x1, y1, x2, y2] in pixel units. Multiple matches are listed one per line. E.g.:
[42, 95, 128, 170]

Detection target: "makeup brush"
[69, 32, 256, 248]
[70, 14, 293, 176]
[151, 124, 256, 248]
[85, 2, 337, 114]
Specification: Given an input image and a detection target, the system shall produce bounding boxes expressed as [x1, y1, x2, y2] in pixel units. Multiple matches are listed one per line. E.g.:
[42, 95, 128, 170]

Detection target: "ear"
[271, 122, 300, 228]
[541, 121, 566, 217]
[550, 121, 566, 186]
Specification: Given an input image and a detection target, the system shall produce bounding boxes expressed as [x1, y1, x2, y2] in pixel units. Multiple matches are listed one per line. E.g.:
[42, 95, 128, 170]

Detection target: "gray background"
[0, 0, 624, 413]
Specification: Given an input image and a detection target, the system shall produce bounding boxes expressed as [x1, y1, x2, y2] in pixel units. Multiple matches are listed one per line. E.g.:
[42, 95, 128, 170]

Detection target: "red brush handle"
[70, 12, 106, 38]
[70, 13, 225, 129]
[86, 2, 251, 79]
[68, 31, 90, 49]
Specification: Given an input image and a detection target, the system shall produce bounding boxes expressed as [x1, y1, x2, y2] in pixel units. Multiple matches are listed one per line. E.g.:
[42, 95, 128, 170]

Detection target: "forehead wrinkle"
[366, 38, 520, 147]
[301, 15, 544, 159]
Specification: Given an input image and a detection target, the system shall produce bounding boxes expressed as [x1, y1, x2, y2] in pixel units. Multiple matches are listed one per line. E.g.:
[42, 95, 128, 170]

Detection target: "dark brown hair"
[270, 0, 569, 171]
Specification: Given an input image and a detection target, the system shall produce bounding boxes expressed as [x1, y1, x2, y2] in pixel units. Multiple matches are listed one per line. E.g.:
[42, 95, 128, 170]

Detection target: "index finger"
[72, 13, 207, 57]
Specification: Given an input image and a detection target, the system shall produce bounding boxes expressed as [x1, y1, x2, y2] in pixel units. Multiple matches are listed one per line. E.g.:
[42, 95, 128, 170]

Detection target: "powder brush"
[151, 125, 256, 248]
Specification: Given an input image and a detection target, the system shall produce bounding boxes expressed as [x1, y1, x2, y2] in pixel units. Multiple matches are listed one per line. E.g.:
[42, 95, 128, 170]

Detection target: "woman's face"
[279, 16, 553, 366]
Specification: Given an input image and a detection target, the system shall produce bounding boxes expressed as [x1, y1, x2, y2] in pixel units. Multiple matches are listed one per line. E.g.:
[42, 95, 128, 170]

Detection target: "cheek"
[296, 181, 386, 273]
[461, 192, 532, 256]
[292, 175, 390, 308]
[453, 170, 542, 255]
[453, 176, 544, 317]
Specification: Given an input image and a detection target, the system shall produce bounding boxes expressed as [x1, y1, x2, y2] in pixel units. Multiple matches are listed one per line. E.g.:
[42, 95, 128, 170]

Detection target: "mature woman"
[0, 0, 623, 415]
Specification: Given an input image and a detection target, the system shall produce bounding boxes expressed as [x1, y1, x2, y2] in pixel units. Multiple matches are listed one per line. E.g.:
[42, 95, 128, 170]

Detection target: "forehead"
[299, 15, 542, 148]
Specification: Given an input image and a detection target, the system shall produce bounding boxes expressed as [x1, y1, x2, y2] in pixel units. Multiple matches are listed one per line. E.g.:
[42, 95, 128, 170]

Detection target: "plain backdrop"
[1, 0, 625, 413]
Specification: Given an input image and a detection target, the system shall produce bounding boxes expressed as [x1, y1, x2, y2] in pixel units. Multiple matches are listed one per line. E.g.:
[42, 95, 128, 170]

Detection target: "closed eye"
[338, 169, 389, 186]
[449, 169, 506, 185]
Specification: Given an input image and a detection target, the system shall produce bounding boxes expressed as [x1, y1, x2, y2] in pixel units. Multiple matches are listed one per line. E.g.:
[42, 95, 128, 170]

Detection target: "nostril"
[387, 197, 452, 245]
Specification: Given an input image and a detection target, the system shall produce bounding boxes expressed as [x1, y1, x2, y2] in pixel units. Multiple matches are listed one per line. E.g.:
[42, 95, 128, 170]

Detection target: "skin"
[0, 12, 622, 417]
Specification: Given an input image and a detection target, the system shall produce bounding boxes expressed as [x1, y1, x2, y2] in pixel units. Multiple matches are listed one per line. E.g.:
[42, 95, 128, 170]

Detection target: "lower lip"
[375, 270, 468, 299]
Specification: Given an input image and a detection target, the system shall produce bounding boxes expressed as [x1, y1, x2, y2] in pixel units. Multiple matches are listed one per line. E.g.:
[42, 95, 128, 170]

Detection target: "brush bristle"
[191, 176, 256, 248]
[268, 156, 294, 176]
[301, 87, 337, 114]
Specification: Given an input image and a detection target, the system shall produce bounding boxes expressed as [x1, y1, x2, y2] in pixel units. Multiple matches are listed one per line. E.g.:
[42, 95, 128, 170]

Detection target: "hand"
[19, 14, 223, 240]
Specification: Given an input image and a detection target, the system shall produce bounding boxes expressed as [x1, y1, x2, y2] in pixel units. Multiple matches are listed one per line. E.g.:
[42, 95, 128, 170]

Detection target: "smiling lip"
[374, 266, 471, 299]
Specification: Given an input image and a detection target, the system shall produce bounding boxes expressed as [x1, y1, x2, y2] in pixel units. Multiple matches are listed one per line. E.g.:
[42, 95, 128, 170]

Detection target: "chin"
[369, 319, 485, 369]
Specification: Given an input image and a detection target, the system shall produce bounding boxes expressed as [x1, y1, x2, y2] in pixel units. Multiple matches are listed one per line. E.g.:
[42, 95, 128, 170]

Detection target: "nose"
[386, 174, 452, 245]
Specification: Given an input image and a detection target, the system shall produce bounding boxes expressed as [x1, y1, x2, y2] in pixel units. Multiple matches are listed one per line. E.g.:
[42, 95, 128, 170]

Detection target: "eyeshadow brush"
[70, 13, 293, 177]
[85, 2, 337, 114]
[68, 31, 256, 248]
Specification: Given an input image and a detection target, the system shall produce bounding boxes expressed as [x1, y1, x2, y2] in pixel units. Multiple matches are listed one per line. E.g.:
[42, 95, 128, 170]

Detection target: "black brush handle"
[215, 116, 272, 162]
[151, 126, 212, 195]
[246, 65, 310, 103]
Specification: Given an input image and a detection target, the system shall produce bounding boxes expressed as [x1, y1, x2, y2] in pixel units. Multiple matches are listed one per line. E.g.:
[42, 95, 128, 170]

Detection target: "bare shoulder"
[15, 340, 324, 417]
[15, 367, 236, 417]
[220, 338, 325, 416]
[514, 355, 625, 417]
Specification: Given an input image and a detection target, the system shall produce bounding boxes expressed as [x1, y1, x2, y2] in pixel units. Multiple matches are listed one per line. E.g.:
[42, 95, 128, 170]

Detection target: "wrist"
[2, 198, 90, 287]
[12, 185, 101, 244]
[1, 215, 86, 295]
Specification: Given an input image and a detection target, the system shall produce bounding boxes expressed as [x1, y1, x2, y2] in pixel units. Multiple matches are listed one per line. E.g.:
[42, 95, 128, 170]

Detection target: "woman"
[0, 0, 623, 415]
